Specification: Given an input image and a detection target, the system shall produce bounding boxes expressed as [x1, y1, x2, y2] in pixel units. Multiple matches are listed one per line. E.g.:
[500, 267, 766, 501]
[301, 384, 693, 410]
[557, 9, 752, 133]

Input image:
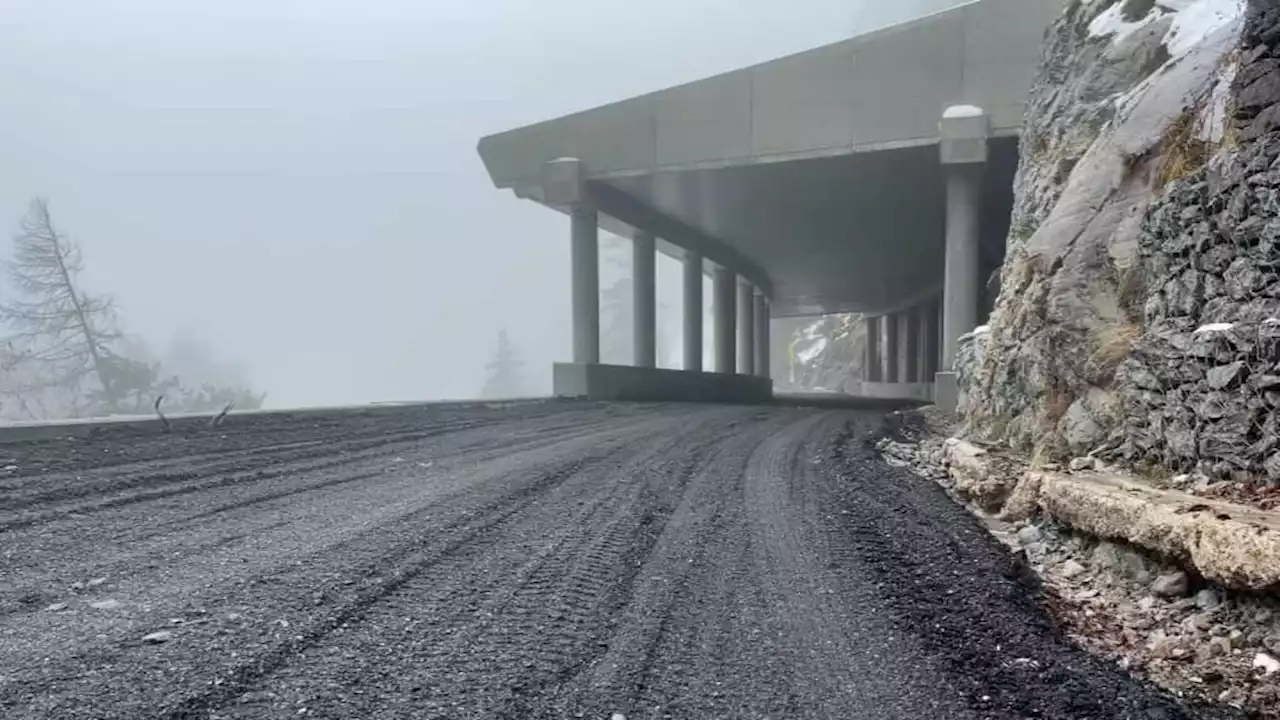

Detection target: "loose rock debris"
[880, 408, 1280, 716]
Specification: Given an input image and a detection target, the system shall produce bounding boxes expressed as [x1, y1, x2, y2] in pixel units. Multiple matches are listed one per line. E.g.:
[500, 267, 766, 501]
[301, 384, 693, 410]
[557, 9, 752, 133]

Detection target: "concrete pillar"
[632, 231, 656, 368]
[682, 250, 703, 372]
[865, 315, 882, 382]
[937, 105, 989, 409]
[570, 205, 600, 365]
[737, 281, 755, 376]
[753, 293, 769, 379]
[905, 306, 922, 383]
[884, 313, 901, 384]
[925, 296, 942, 378]
[713, 266, 736, 374]
[942, 165, 982, 369]
[939, 106, 988, 368]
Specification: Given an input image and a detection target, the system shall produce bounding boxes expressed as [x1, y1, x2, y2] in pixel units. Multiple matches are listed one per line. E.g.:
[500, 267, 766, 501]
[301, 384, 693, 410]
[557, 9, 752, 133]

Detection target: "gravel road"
[0, 401, 1235, 719]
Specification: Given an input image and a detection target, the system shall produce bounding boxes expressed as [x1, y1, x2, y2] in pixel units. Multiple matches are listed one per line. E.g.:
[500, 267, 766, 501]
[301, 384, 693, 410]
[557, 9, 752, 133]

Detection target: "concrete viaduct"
[477, 0, 1063, 407]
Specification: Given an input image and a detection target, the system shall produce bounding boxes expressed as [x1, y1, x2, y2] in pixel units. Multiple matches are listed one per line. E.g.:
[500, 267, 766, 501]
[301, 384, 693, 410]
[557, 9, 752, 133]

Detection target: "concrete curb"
[0, 397, 551, 444]
[943, 438, 1280, 592]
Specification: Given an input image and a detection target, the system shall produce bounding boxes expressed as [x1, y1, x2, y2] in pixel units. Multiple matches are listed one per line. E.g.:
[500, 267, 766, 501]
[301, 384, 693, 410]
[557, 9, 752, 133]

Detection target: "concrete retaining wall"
[553, 363, 773, 404]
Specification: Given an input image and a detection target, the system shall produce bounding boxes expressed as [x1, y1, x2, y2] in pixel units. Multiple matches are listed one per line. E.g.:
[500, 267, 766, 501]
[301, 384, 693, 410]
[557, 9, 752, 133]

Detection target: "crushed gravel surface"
[0, 401, 1237, 719]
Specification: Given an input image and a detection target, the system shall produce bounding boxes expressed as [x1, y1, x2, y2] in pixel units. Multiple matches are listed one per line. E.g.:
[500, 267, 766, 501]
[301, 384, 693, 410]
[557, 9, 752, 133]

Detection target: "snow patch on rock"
[1088, 1, 1164, 43]
[1164, 0, 1245, 57]
[1194, 322, 1236, 334]
[942, 104, 985, 119]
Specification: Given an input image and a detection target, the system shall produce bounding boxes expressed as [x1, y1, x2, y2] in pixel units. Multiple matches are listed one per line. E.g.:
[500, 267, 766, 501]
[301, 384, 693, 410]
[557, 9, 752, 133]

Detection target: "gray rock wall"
[964, 0, 1244, 460]
[1120, 0, 1280, 481]
[777, 314, 867, 393]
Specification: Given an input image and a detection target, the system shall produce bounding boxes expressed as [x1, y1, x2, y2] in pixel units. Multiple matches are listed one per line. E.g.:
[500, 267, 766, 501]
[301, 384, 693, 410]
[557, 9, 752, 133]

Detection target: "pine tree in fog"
[480, 329, 527, 399]
[0, 198, 122, 414]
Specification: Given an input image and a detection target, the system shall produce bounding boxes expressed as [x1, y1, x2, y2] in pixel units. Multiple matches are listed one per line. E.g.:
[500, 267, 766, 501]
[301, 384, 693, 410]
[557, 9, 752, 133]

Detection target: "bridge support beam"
[737, 280, 755, 376]
[682, 250, 703, 372]
[884, 313, 900, 384]
[865, 316, 882, 382]
[632, 231, 656, 368]
[905, 306, 922, 383]
[937, 105, 989, 410]
[570, 204, 600, 365]
[753, 293, 770, 379]
[920, 297, 940, 381]
[713, 266, 737, 374]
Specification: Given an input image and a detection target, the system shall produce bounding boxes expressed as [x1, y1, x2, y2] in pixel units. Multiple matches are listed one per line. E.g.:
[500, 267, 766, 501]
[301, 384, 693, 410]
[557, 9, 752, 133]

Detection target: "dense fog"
[0, 0, 966, 415]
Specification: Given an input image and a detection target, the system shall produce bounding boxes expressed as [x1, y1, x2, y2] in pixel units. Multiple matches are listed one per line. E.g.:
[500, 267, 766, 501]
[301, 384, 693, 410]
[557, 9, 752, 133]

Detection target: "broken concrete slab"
[969, 457, 1280, 591]
[943, 438, 1020, 513]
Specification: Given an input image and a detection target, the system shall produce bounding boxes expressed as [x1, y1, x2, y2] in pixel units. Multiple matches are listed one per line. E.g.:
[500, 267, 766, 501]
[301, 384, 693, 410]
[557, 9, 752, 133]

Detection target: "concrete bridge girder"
[484, 0, 1062, 404]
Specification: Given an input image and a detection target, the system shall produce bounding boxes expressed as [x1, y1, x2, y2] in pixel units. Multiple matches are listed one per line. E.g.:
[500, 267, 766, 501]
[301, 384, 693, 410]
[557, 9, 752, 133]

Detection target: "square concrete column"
[713, 266, 736, 375]
[682, 250, 703, 372]
[737, 280, 755, 376]
[865, 315, 882, 382]
[884, 313, 901, 384]
[929, 296, 943, 378]
[918, 298, 938, 381]
[753, 293, 769, 379]
[544, 158, 600, 367]
[905, 306, 923, 383]
[632, 231, 656, 368]
[937, 105, 989, 409]
[570, 205, 600, 365]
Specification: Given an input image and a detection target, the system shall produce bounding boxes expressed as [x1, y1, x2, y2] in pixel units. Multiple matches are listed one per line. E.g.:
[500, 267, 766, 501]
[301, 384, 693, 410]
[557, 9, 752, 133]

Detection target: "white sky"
[0, 0, 966, 406]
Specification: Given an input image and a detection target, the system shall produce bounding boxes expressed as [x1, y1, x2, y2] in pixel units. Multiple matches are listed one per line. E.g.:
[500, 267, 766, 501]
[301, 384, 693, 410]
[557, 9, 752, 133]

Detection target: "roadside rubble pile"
[876, 409, 1280, 716]
[1024, 519, 1280, 711]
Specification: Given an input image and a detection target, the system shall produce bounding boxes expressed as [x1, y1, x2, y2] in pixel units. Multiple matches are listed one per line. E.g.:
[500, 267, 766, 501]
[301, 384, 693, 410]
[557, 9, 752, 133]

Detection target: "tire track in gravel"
[0, 400, 588, 499]
[0, 404, 1232, 720]
[0, 406, 710, 720]
[146, 411, 710, 720]
[0, 404, 644, 623]
[0, 402, 613, 536]
[0, 401, 556, 479]
[1, 417, 502, 520]
[534, 410, 807, 720]
[233, 410, 757, 720]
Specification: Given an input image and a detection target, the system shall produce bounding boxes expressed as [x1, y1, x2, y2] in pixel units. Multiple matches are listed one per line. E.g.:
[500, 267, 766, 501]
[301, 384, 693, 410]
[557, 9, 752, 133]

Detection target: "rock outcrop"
[777, 314, 867, 393]
[965, 0, 1247, 462]
[1119, 0, 1280, 480]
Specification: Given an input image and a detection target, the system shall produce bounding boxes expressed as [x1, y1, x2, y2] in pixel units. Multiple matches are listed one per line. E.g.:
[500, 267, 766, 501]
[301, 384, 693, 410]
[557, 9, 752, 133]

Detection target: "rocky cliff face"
[964, 0, 1247, 462]
[776, 314, 867, 393]
[1119, 0, 1280, 480]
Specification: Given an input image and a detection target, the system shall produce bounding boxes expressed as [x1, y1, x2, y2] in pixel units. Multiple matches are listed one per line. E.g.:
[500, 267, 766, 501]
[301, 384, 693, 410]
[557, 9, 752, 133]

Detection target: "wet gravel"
[0, 401, 1238, 719]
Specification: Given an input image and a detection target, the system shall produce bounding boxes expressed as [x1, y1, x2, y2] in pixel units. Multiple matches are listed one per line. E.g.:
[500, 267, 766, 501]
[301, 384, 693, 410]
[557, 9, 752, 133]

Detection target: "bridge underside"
[478, 0, 1060, 406]
[594, 138, 1017, 319]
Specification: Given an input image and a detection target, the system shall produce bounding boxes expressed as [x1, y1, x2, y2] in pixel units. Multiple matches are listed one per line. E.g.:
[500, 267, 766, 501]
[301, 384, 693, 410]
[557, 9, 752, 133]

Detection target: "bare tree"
[0, 198, 122, 413]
